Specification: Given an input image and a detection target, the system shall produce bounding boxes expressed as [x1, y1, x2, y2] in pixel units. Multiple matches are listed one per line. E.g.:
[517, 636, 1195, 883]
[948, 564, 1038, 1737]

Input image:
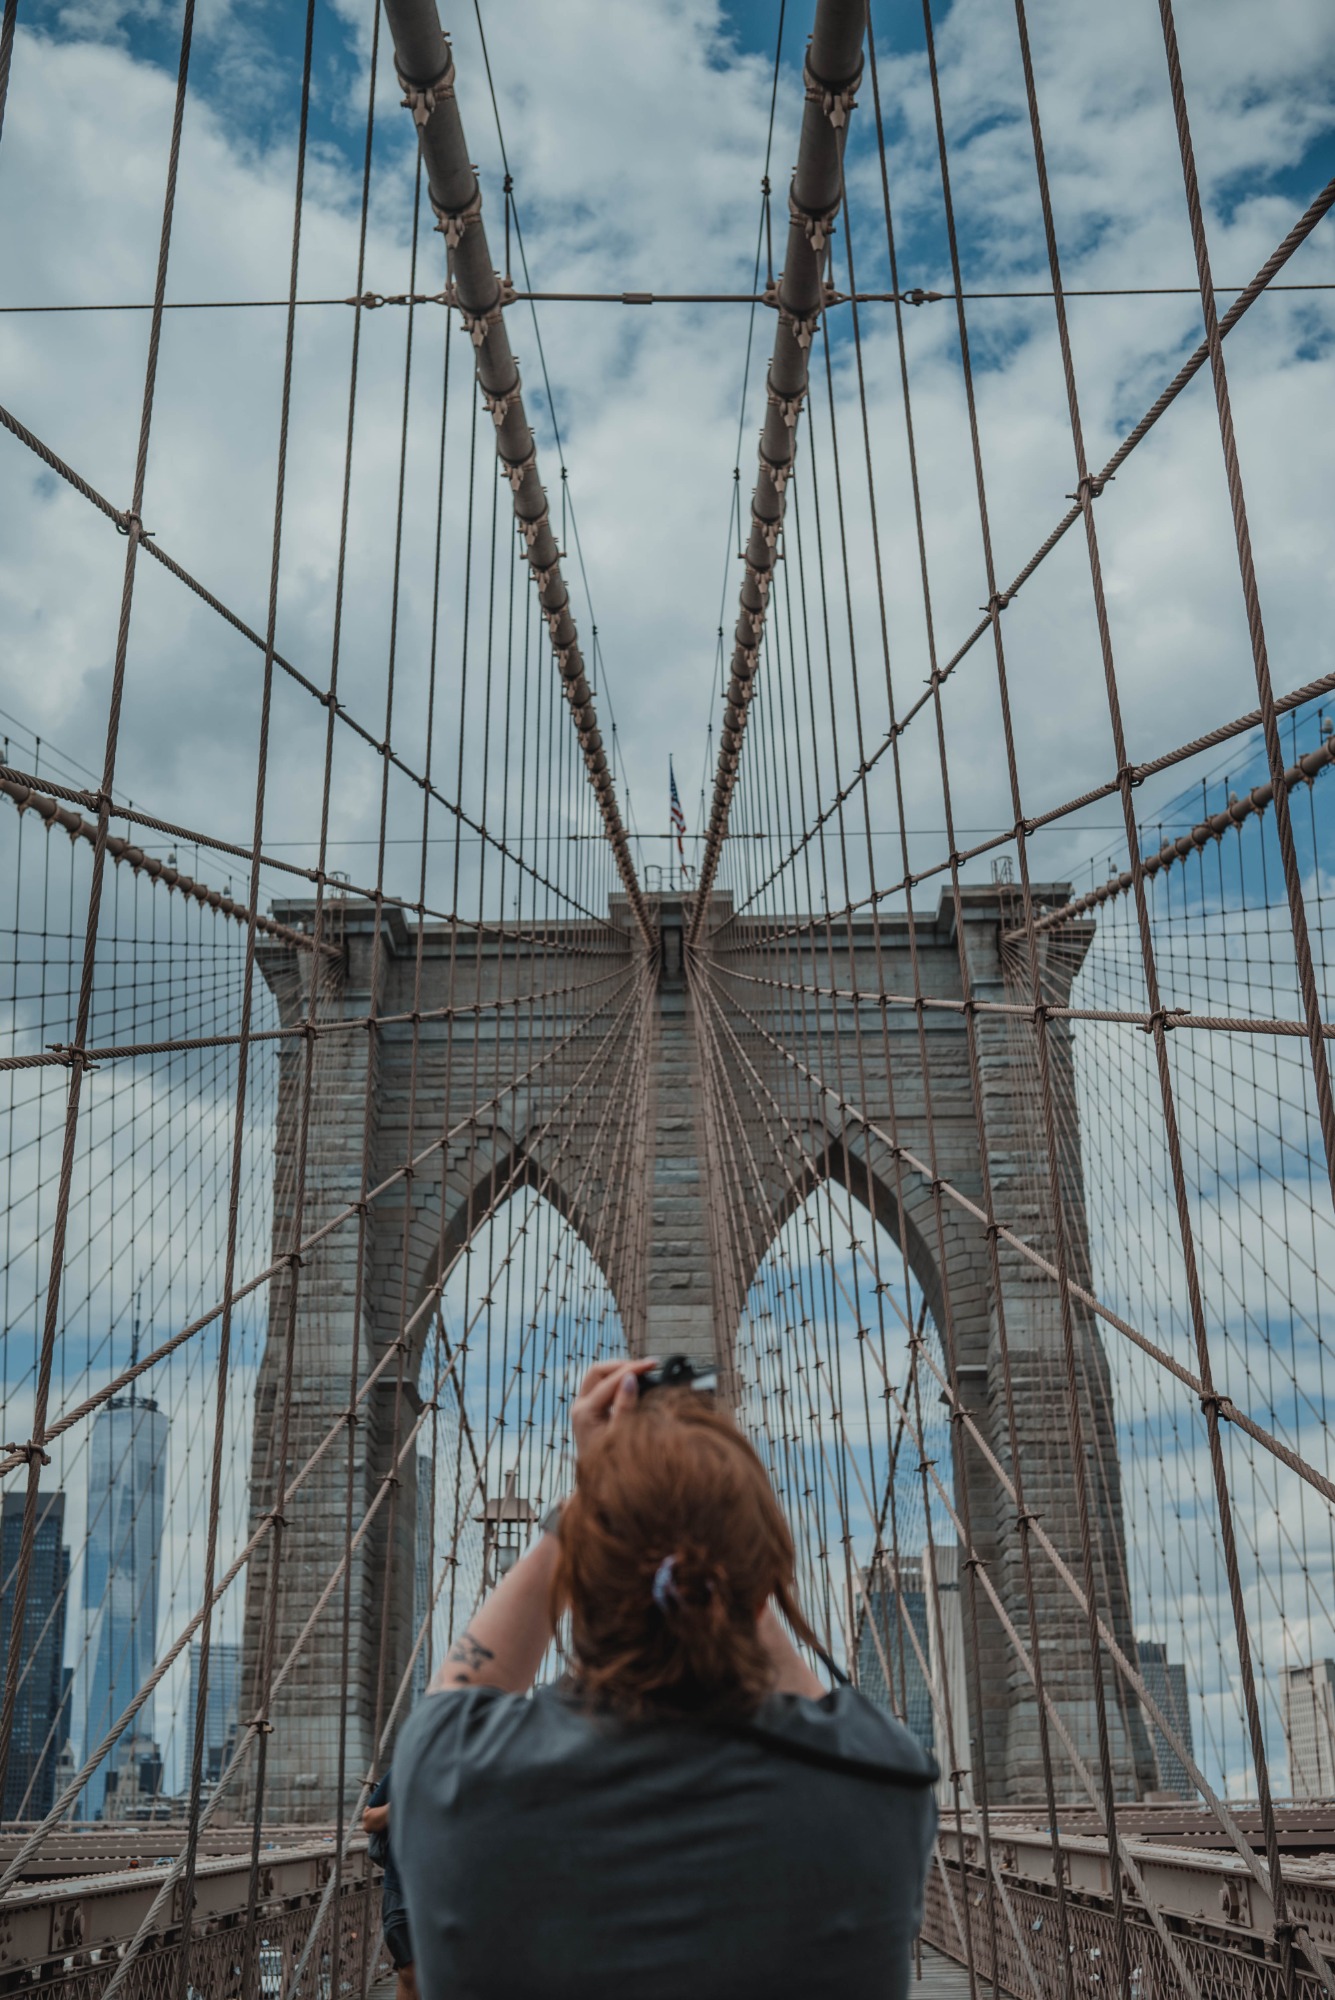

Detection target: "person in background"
[363, 1767, 415, 1999]
[394, 1356, 938, 2000]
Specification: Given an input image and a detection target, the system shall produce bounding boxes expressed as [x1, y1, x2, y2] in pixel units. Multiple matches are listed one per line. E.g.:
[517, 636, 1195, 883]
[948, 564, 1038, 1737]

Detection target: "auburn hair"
[552, 1387, 820, 1718]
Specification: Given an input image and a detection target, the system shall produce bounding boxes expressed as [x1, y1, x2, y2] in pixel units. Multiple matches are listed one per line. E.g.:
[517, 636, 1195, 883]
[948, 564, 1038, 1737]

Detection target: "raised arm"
[429, 1357, 656, 1695]
[429, 1532, 562, 1694]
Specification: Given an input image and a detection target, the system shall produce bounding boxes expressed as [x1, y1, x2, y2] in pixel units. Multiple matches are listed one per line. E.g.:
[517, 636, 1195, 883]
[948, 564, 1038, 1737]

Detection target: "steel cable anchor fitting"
[789, 186, 840, 258]
[395, 43, 455, 129]
[761, 275, 838, 350]
[803, 47, 863, 129]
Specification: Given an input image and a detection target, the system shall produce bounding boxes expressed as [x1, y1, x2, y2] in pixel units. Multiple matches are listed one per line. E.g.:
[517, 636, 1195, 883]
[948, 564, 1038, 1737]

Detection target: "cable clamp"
[758, 450, 794, 496]
[441, 274, 516, 346]
[902, 287, 946, 307]
[482, 380, 523, 427]
[766, 377, 806, 430]
[47, 1041, 97, 1072]
[962, 1553, 985, 1573]
[1199, 1390, 1224, 1418]
[1140, 1005, 1187, 1035]
[983, 590, 1012, 617]
[115, 509, 153, 540]
[761, 275, 831, 349]
[518, 506, 551, 550]
[500, 442, 538, 492]
[396, 48, 456, 129]
[286, 1249, 304, 1271]
[4, 1440, 51, 1467]
[789, 187, 840, 257]
[803, 50, 863, 129]
[1066, 473, 1108, 507]
[249, 1715, 276, 1735]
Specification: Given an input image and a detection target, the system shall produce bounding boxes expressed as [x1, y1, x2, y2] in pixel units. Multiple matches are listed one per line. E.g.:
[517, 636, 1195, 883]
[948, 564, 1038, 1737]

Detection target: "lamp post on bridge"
[480, 1469, 537, 1590]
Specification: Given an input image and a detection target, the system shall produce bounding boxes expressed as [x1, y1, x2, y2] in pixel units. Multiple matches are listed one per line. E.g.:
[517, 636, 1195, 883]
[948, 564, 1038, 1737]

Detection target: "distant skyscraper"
[413, 1453, 436, 1700]
[78, 1394, 168, 1817]
[1283, 1661, 1335, 1798]
[925, 1542, 970, 1808]
[0, 1490, 70, 1820]
[856, 1551, 934, 1757]
[187, 1641, 242, 1786]
[856, 1543, 967, 1806]
[1138, 1639, 1194, 1798]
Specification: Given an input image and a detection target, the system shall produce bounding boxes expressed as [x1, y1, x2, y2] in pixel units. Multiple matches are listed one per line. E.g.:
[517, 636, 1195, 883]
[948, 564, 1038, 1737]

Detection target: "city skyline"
[0, 1489, 69, 1820]
[76, 1394, 168, 1817]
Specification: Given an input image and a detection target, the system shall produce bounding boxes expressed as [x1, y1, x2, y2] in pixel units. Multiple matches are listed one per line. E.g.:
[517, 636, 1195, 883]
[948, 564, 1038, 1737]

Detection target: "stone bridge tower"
[241, 887, 1151, 1818]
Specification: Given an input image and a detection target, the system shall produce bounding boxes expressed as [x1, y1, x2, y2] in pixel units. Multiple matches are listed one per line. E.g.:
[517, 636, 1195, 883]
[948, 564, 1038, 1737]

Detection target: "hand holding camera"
[570, 1354, 717, 1457]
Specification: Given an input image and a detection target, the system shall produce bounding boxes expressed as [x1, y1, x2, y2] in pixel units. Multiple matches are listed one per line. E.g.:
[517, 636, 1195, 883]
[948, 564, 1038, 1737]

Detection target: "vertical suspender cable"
[378, 0, 652, 949]
[688, 0, 867, 944]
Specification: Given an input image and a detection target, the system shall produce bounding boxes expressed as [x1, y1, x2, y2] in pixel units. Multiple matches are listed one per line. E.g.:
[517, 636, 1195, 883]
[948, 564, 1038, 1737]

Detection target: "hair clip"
[652, 1553, 680, 1612]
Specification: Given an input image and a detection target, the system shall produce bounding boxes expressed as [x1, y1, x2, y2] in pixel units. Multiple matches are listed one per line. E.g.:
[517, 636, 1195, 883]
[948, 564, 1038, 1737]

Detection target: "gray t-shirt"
[392, 1682, 937, 1999]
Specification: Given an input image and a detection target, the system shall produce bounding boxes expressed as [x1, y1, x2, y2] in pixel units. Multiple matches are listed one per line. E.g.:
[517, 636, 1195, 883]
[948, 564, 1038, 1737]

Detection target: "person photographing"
[393, 1356, 937, 1999]
[362, 1767, 415, 1999]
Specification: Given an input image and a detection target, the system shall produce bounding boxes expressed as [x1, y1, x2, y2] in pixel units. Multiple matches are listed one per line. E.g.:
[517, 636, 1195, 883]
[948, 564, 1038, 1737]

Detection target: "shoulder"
[396, 1685, 523, 1762]
[748, 1685, 940, 1789]
[393, 1686, 582, 1797]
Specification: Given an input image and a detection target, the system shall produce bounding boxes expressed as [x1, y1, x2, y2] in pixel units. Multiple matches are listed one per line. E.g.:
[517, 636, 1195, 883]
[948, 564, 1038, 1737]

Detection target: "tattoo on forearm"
[447, 1630, 496, 1679]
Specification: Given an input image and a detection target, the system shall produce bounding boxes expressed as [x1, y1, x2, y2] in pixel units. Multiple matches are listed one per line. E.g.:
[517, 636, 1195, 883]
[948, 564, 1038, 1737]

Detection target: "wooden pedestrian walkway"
[370, 1940, 975, 1996]
[913, 1943, 977, 1995]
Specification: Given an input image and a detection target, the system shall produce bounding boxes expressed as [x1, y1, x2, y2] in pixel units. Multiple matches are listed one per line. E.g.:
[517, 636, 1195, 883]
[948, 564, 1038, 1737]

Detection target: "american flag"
[669, 759, 689, 882]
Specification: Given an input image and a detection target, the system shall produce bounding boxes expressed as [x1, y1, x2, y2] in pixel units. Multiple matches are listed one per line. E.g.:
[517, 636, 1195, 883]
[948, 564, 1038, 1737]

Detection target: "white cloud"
[2, 0, 1333, 1818]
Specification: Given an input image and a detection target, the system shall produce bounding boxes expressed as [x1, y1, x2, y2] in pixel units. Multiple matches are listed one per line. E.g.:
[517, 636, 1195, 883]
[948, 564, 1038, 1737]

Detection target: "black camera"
[638, 1354, 718, 1397]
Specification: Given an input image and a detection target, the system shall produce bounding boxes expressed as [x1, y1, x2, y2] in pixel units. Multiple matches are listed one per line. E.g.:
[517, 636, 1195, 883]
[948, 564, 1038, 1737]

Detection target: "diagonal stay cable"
[379, 0, 651, 944]
[723, 169, 1335, 934]
[690, 0, 867, 940]
[0, 960, 638, 1477]
[0, 969, 644, 1892]
[0, 406, 615, 931]
[695, 957, 1335, 1513]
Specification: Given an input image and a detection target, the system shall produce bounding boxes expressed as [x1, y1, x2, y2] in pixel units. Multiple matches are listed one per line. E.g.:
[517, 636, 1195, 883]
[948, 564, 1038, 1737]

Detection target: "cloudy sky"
[2, 0, 1334, 1808]
[1, 0, 1331, 908]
